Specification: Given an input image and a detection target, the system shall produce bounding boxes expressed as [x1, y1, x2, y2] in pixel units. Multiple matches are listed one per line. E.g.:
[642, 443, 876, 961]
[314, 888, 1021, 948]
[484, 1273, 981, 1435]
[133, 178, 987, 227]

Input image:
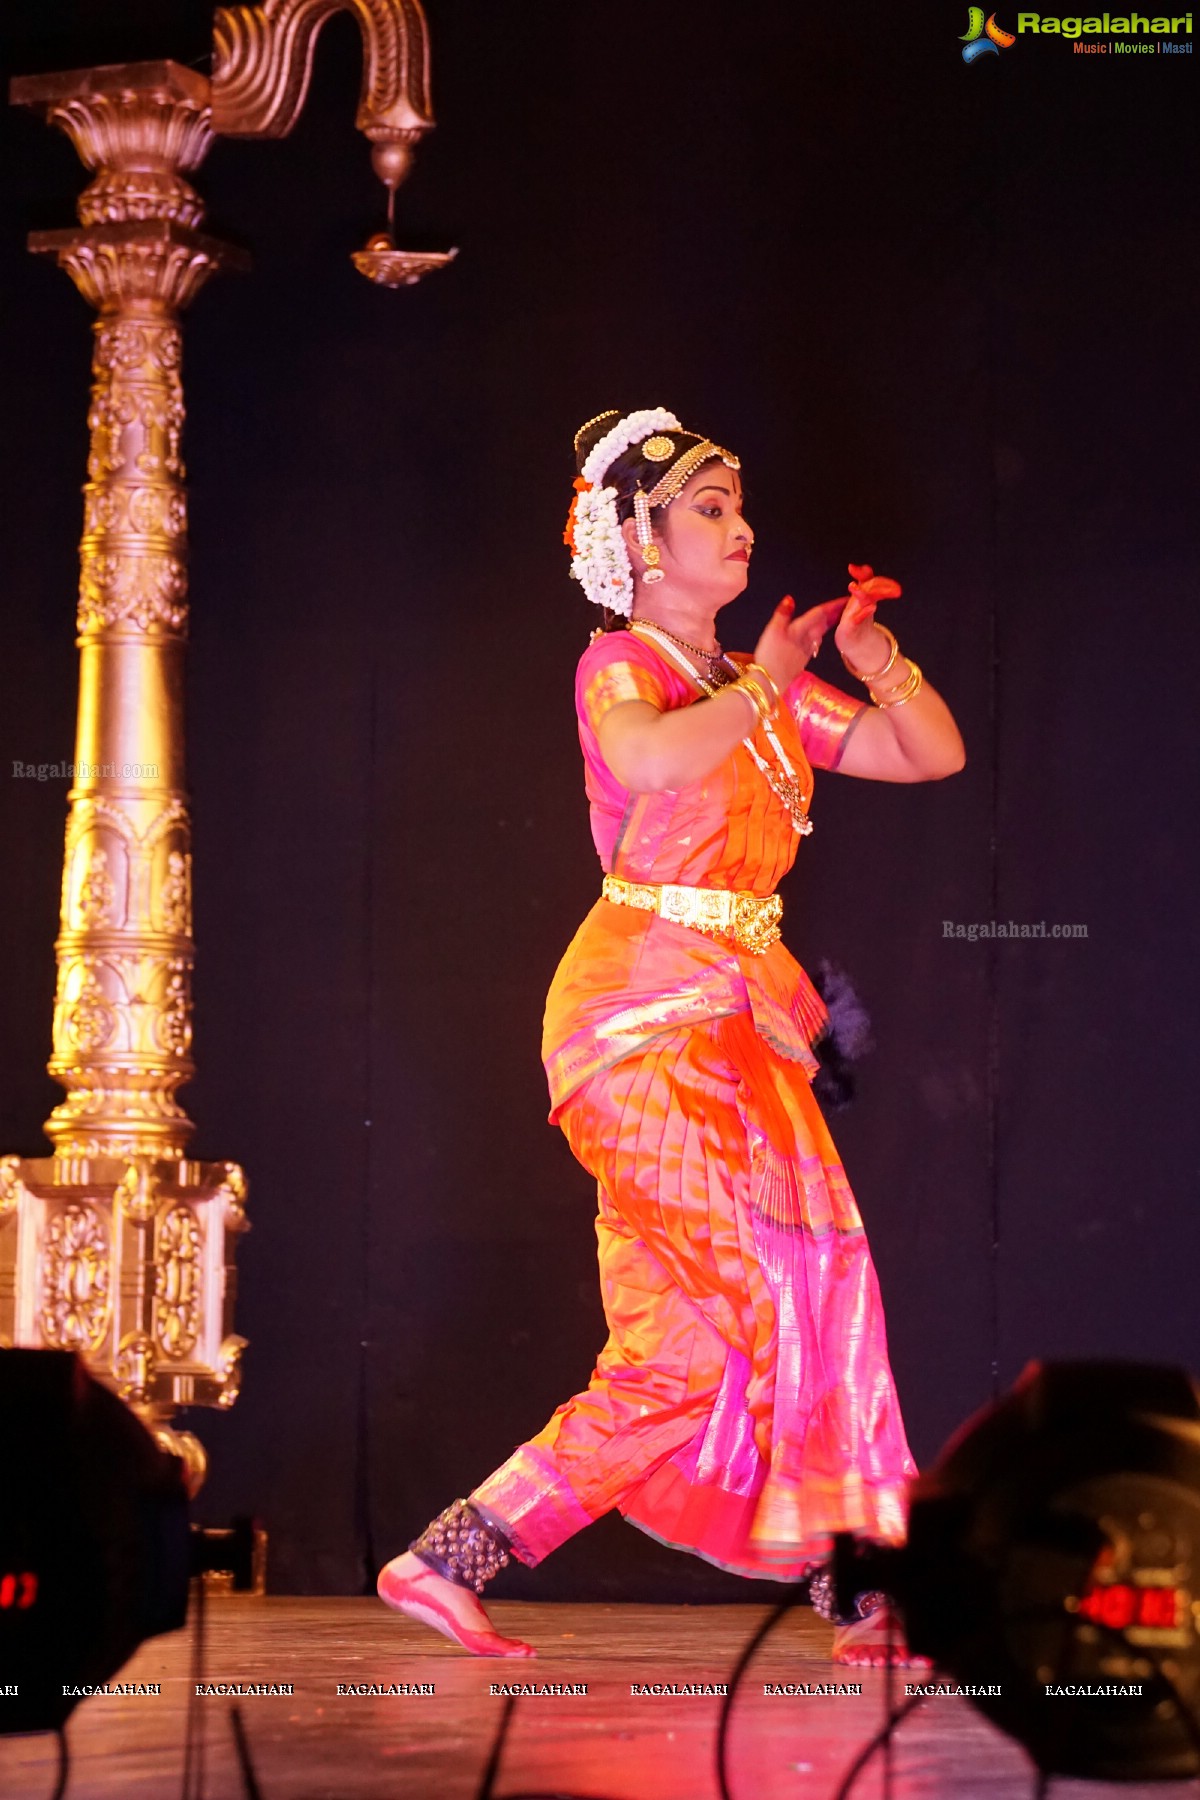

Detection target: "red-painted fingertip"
[778, 594, 795, 613]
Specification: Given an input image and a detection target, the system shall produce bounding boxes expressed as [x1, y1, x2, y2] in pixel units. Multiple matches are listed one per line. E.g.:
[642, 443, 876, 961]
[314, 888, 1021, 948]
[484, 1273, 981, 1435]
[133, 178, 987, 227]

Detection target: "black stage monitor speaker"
[0, 1348, 190, 1735]
[834, 1360, 1200, 1782]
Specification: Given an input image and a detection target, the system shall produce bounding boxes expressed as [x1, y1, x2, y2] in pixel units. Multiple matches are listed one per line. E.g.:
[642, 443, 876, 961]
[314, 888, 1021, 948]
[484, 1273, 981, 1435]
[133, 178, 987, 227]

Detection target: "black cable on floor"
[229, 1703, 264, 1800]
[180, 1573, 207, 1800]
[476, 1589, 915, 1800]
[832, 1691, 927, 1800]
[714, 1588, 920, 1800]
[475, 1693, 516, 1800]
[475, 1689, 625, 1800]
[881, 1605, 897, 1799]
[715, 1595, 802, 1800]
[49, 1726, 68, 1800]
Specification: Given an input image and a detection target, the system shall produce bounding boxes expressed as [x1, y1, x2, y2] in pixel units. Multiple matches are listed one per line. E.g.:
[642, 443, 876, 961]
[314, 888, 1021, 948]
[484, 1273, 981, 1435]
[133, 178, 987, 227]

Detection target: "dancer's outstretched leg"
[377, 1501, 536, 1658]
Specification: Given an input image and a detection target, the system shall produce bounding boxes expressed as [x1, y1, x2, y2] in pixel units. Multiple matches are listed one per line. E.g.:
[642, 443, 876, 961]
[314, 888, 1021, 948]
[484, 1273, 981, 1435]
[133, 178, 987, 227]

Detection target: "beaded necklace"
[631, 618, 730, 681]
[629, 621, 813, 836]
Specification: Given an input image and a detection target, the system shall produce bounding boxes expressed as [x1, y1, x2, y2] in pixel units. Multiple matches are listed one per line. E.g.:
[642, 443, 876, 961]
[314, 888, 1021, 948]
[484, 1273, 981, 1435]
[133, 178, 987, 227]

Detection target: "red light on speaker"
[0, 1572, 38, 1610]
[1135, 1587, 1183, 1629]
[1078, 1582, 1181, 1630]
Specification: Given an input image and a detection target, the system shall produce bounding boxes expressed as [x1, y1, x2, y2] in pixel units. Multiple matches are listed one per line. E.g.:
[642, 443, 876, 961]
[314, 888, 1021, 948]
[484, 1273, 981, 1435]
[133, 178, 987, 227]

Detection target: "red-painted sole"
[377, 1564, 537, 1659]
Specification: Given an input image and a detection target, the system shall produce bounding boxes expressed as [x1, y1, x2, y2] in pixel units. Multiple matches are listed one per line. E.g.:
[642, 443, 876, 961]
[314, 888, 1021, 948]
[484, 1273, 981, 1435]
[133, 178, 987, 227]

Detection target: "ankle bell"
[809, 1564, 889, 1625]
[408, 1498, 513, 1594]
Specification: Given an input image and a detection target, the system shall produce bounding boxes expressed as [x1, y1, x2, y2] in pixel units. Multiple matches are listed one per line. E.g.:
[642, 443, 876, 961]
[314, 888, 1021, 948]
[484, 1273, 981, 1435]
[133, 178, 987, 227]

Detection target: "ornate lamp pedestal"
[0, 1157, 246, 1492]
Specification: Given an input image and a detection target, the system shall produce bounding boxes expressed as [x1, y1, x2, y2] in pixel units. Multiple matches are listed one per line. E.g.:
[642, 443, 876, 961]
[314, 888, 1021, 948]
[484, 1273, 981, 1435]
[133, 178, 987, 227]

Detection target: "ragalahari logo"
[961, 7, 1018, 56]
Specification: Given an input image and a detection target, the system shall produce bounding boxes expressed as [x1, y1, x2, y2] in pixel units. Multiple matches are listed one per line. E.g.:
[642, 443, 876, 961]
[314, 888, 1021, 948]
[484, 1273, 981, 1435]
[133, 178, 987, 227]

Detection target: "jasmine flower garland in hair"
[568, 483, 633, 615]
[566, 407, 683, 616]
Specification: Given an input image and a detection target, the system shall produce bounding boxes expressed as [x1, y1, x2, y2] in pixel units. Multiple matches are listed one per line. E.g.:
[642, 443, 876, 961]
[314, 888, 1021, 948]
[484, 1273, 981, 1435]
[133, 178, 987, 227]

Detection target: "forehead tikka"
[645, 438, 741, 508]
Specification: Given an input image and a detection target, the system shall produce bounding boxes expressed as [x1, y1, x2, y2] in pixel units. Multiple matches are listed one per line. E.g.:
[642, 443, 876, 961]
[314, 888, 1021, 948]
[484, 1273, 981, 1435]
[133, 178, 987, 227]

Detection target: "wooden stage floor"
[1, 1597, 1195, 1800]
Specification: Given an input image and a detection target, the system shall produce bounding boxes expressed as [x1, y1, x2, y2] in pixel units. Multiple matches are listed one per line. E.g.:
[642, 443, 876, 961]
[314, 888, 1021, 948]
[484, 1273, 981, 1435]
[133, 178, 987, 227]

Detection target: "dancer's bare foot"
[832, 1606, 932, 1669]
[377, 1550, 536, 1658]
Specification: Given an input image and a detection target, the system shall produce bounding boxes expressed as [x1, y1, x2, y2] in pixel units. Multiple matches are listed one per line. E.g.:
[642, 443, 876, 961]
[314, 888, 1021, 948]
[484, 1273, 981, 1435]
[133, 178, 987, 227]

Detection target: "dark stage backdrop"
[0, 3, 1196, 1598]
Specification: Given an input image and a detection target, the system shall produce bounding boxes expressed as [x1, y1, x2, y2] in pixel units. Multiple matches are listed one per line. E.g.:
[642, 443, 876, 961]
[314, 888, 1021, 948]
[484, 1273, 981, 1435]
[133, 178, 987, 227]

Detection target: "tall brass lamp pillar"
[0, 0, 449, 1490]
[0, 64, 246, 1490]
[0, 4, 449, 1492]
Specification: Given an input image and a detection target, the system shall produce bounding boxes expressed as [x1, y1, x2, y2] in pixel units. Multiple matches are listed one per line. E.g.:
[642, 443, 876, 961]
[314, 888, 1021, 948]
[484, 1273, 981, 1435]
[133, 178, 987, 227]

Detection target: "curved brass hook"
[212, 0, 455, 284]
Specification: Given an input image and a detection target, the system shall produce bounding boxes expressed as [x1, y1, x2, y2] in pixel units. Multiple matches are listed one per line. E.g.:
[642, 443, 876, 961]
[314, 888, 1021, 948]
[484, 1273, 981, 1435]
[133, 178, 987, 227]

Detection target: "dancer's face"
[638, 464, 754, 609]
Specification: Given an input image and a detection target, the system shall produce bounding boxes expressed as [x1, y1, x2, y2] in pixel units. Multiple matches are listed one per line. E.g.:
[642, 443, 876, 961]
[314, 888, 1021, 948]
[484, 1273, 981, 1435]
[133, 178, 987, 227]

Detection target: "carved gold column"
[0, 4, 452, 1494]
[0, 65, 248, 1490]
[32, 69, 223, 1159]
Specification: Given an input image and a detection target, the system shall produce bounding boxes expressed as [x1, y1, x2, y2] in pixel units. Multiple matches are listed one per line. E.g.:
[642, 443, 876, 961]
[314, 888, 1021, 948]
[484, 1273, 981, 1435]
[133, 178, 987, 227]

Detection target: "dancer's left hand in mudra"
[832, 564, 903, 677]
[753, 594, 846, 694]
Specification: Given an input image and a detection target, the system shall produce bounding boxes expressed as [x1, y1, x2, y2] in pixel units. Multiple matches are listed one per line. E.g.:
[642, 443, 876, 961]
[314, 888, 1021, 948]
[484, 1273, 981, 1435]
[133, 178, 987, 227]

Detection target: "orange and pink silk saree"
[472, 629, 917, 1580]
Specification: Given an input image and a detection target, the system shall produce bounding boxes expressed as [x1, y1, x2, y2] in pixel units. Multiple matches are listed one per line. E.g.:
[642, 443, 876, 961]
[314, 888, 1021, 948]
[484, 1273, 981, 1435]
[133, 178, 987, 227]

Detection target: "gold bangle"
[842, 624, 899, 684]
[736, 681, 771, 724]
[741, 661, 780, 710]
[741, 672, 779, 717]
[872, 655, 918, 695]
[731, 674, 772, 726]
[873, 661, 923, 708]
[737, 680, 775, 724]
[730, 681, 764, 726]
[873, 661, 921, 708]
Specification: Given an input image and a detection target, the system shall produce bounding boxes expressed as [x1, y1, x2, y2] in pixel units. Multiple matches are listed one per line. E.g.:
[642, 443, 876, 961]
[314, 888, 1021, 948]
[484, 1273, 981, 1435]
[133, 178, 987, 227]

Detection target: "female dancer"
[378, 408, 965, 1666]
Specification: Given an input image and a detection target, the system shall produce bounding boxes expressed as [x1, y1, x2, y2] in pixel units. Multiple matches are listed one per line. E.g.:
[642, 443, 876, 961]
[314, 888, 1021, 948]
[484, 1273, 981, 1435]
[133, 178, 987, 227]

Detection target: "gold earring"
[633, 487, 665, 584]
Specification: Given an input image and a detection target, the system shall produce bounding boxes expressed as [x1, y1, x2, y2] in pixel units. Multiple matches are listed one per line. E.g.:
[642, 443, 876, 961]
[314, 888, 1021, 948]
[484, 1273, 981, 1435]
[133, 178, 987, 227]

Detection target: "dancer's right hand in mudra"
[600, 593, 847, 794]
[753, 595, 846, 695]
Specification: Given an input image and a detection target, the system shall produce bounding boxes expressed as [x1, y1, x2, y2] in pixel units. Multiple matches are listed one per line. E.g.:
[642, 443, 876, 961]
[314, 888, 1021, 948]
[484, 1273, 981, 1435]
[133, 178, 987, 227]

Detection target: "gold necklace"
[629, 623, 813, 834]
[631, 618, 730, 679]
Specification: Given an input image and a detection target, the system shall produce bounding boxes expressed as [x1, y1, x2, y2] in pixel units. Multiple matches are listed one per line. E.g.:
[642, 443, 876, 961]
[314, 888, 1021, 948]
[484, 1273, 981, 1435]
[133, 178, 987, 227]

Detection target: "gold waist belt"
[601, 874, 783, 956]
